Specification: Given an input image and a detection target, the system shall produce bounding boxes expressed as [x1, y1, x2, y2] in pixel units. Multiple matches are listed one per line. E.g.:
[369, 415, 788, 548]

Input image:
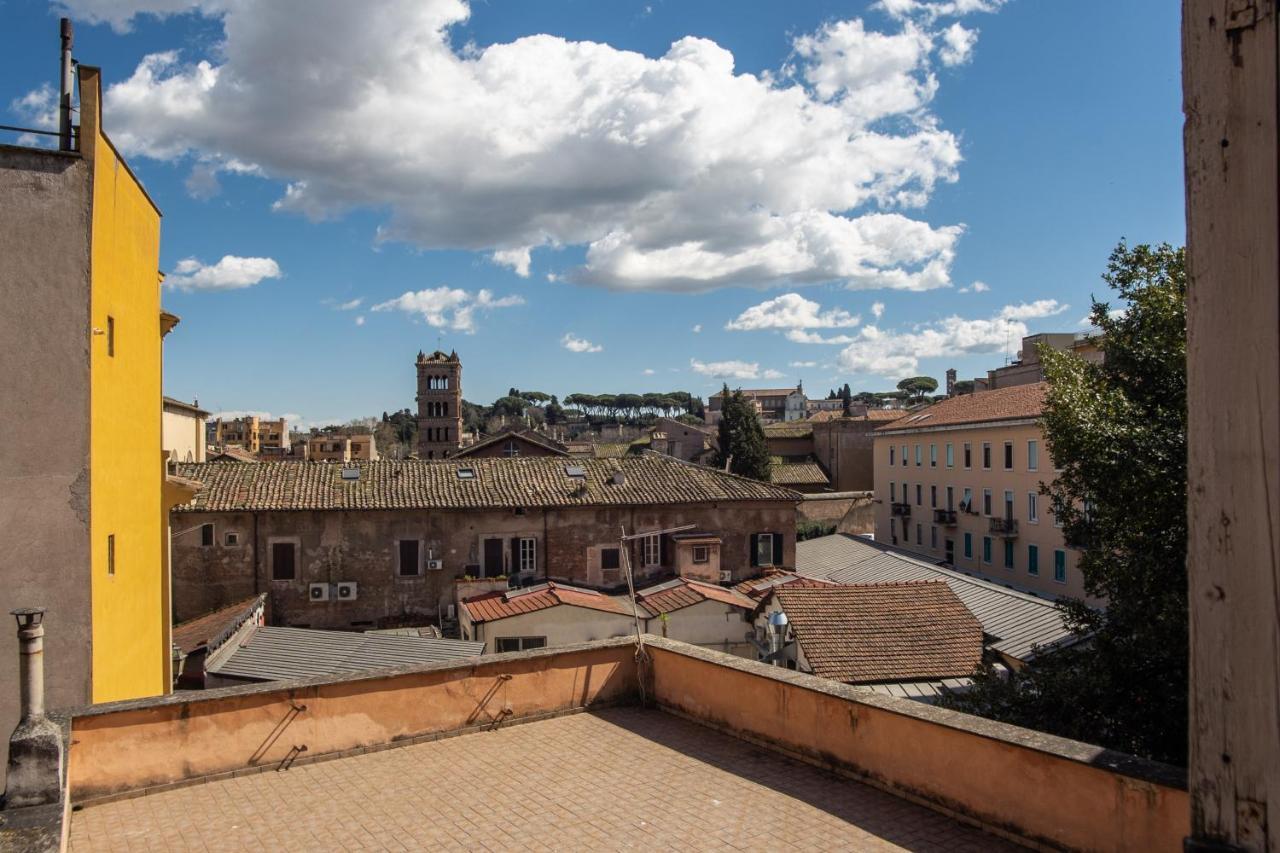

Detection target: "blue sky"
[1, 0, 1184, 427]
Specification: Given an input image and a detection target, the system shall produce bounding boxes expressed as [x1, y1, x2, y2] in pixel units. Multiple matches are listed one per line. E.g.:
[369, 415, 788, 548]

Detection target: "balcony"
[989, 517, 1019, 538]
[933, 508, 957, 526]
[890, 502, 912, 517]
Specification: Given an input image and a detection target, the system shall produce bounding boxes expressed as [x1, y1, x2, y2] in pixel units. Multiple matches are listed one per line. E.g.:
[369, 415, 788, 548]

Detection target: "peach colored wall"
[69, 642, 637, 801]
[649, 644, 1187, 852]
[873, 421, 1089, 600]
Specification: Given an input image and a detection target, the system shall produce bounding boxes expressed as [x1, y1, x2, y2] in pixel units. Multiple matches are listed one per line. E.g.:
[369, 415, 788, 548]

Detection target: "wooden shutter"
[660, 534, 670, 567]
[772, 533, 784, 567]
[510, 537, 521, 573]
[749, 533, 759, 567]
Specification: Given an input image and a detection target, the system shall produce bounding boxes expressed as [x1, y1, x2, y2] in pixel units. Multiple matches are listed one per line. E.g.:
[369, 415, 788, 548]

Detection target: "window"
[1027, 440, 1039, 471]
[106, 533, 115, 576]
[692, 545, 710, 564]
[929, 444, 937, 467]
[106, 315, 115, 357]
[982, 488, 992, 516]
[930, 526, 938, 548]
[600, 548, 621, 570]
[890, 481, 896, 502]
[901, 445, 908, 467]
[398, 539, 421, 576]
[754, 533, 778, 567]
[1003, 540, 1014, 569]
[1054, 549, 1067, 583]
[962, 487, 973, 513]
[641, 533, 661, 567]
[982, 536, 992, 564]
[963, 442, 972, 468]
[914, 444, 922, 466]
[946, 486, 954, 511]
[1004, 490, 1015, 520]
[503, 441, 520, 458]
[200, 523, 214, 547]
[915, 484, 922, 506]
[518, 538, 537, 573]
[916, 523, 923, 545]
[930, 485, 937, 508]
[963, 532, 973, 559]
[945, 443, 954, 468]
[1028, 544, 1040, 576]
[496, 637, 547, 653]
[1028, 492, 1039, 523]
[889, 445, 896, 466]
[225, 532, 239, 547]
[1003, 441, 1014, 470]
[982, 442, 992, 469]
[271, 541, 297, 581]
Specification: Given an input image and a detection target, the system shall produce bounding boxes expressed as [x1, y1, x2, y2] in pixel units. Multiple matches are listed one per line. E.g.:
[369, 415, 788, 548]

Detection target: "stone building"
[705, 385, 806, 426]
[307, 431, 378, 462]
[169, 454, 799, 630]
[415, 350, 462, 458]
[811, 407, 904, 492]
[968, 332, 1103, 393]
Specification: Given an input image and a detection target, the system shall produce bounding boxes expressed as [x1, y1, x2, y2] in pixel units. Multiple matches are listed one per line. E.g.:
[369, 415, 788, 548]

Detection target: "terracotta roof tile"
[763, 422, 813, 439]
[636, 578, 755, 615]
[455, 428, 568, 458]
[769, 457, 829, 487]
[172, 454, 800, 513]
[461, 583, 635, 623]
[734, 570, 838, 598]
[172, 595, 264, 655]
[776, 581, 983, 684]
[876, 384, 1046, 433]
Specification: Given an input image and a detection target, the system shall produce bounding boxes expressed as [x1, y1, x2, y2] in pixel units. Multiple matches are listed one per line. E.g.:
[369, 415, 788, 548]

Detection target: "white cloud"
[957, 280, 990, 293]
[690, 358, 784, 380]
[835, 300, 1062, 377]
[165, 255, 281, 291]
[785, 330, 861, 345]
[337, 298, 363, 310]
[878, 0, 1006, 24]
[54, 0, 998, 293]
[691, 324, 703, 333]
[871, 301, 885, 319]
[789, 360, 817, 368]
[371, 286, 523, 333]
[354, 315, 365, 326]
[8, 84, 60, 146]
[643, 368, 656, 375]
[938, 23, 979, 66]
[561, 333, 603, 353]
[725, 293, 861, 331]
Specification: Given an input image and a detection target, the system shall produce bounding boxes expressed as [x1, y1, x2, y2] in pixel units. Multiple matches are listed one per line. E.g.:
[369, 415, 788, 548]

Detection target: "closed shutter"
[510, 537, 520, 573]
[749, 533, 760, 567]
[660, 534, 670, 566]
[772, 533, 784, 567]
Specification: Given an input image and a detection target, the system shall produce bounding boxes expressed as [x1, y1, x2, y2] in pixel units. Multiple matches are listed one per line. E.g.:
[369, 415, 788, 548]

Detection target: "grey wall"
[0, 146, 94, 778]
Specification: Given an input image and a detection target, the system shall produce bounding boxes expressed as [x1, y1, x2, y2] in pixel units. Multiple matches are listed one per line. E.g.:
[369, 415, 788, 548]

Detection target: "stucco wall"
[469, 606, 637, 652]
[171, 501, 797, 628]
[646, 599, 754, 657]
[162, 408, 206, 463]
[0, 144, 95, 777]
[873, 422, 1086, 600]
[812, 419, 879, 492]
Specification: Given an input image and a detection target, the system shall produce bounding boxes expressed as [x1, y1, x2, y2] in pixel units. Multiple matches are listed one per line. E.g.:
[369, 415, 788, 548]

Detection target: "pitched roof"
[206, 626, 483, 682]
[776, 582, 983, 684]
[635, 578, 756, 615]
[875, 383, 1047, 433]
[163, 396, 209, 417]
[461, 582, 638, 623]
[172, 454, 800, 513]
[209, 445, 259, 463]
[794, 534, 1076, 661]
[769, 457, 829, 487]
[734, 569, 839, 599]
[455, 428, 569, 458]
[172, 595, 265, 655]
[763, 422, 814, 439]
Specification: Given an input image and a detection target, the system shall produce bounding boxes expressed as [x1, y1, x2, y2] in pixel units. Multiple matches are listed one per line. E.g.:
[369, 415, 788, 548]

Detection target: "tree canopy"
[712, 385, 772, 482]
[896, 375, 938, 401]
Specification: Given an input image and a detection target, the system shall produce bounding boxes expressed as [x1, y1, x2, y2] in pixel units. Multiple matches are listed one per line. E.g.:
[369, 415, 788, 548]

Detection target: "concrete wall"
[873, 422, 1086, 600]
[0, 144, 95, 777]
[797, 492, 874, 535]
[812, 418, 879, 492]
[171, 501, 797, 628]
[648, 640, 1189, 852]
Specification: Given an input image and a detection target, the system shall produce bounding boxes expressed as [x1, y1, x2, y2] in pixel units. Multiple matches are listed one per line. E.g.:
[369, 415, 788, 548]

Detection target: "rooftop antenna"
[58, 18, 74, 151]
[1004, 321, 1012, 366]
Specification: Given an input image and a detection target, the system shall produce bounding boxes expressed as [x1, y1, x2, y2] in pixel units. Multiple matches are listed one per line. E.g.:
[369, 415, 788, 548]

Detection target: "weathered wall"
[812, 419, 878, 492]
[68, 639, 639, 801]
[469, 606, 636, 652]
[648, 640, 1189, 852]
[797, 492, 874, 535]
[172, 501, 796, 628]
[646, 600, 754, 657]
[0, 144, 95, 777]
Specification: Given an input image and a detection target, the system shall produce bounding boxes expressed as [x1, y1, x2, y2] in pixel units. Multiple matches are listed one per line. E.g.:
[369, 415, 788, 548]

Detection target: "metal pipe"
[11, 608, 47, 721]
[58, 18, 74, 151]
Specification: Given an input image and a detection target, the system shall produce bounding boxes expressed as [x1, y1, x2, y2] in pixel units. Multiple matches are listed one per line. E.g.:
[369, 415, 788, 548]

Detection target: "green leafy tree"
[491, 395, 527, 418]
[896, 375, 939, 402]
[713, 385, 772, 482]
[952, 379, 975, 396]
[940, 241, 1188, 765]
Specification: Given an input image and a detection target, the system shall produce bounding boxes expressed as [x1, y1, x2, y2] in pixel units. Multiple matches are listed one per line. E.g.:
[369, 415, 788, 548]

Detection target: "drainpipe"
[58, 18, 74, 151]
[3, 608, 65, 809]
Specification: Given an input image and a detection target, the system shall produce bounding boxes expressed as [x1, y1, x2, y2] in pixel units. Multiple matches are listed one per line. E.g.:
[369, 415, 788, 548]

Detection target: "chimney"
[946, 368, 957, 397]
[58, 18, 74, 152]
[4, 608, 65, 809]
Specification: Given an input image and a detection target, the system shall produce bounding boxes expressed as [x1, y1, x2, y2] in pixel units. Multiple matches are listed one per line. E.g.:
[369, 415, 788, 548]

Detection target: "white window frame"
[756, 533, 776, 567]
[901, 445, 908, 467]
[982, 488, 993, 516]
[945, 443, 954, 468]
[496, 636, 547, 653]
[1027, 439, 1039, 472]
[963, 442, 972, 469]
[1028, 492, 1039, 523]
[915, 444, 922, 466]
[692, 545, 710, 564]
[1004, 489, 1015, 519]
[929, 444, 937, 467]
[982, 442, 992, 470]
[962, 487, 973, 513]
[1003, 440, 1014, 471]
[641, 533, 661, 567]
[518, 537, 537, 574]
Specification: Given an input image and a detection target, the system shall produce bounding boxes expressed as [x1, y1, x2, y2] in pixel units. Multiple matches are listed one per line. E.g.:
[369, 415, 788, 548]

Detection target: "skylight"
[565, 465, 586, 478]
[456, 467, 476, 480]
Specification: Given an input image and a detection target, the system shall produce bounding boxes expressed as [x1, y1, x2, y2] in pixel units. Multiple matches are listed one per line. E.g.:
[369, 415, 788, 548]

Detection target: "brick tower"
[416, 350, 463, 458]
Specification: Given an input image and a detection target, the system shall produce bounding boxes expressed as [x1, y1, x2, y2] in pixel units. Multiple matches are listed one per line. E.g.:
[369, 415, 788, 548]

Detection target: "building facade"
[169, 455, 799, 630]
[209, 415, 290, 455]
[969, 332, 1104, 393]
[705, 386, 806, 426]
[872, 383, 1086, 600]
[163, 396, 208, 463]
[416, 350, 462, 458]
[0, 63, 188, 779]
[306, 432, 378, 462]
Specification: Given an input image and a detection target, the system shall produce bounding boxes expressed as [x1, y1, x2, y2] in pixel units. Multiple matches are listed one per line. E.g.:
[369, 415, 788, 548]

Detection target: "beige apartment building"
[872, 383, 1086, 599]
[307, 432, 378, 462]
[210, 415, 289, 454]
[162, 397, 207, 463]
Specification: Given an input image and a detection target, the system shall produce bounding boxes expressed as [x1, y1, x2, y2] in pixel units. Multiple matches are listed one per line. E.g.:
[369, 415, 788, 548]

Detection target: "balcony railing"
[989, 517, 1019, 537]
[890, 502, 912, 517]
[933, 509, 957, 525]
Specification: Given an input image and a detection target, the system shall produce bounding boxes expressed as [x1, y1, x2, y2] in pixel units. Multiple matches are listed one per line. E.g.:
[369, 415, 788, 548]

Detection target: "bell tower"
[416, 350, 463, 459]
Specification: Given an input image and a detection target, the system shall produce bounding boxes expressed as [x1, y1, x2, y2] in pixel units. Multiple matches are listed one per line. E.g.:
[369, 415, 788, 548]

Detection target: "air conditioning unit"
[719, 570, 733, 583]
[309, 583, 330, 602]
[426, 559, 443, 571]
[335, 581, 358, 601]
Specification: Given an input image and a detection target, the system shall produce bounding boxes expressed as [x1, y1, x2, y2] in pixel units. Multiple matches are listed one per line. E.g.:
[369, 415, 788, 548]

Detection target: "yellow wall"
[82, 67, 169, 703]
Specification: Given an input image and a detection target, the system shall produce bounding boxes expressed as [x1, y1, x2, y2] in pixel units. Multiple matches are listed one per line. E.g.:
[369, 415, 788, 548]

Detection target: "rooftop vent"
[612, 470, 626, 486]
[457, 467, 476, 480]
[340, 466, 360, 481]
[565, 465, 586, 478]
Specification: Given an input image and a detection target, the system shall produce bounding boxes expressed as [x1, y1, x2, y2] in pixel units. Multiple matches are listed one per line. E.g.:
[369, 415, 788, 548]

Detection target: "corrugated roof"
[795, 534, 1076, 661]
[875, 383, 1046, 433]
[172, 454, 800, 513]
[776, 582, 983, 685]
[206, 626, 483, 682]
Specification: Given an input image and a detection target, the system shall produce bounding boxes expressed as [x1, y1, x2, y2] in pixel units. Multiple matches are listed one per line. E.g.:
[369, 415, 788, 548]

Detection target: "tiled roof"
[763, 422, 814, 439]
[461, 582, 638, 623]
[794, 534, 1076, 661]
[875, 383, 1046, 433]
[808, 409, 905, 424]
[733, 569, 838, 599]
[206, 626, 483, 682]
[209, 445, 259, 463]
[769, 457, 829, 487]
[163, 396, 209, 417]
[864, 409, 908, 422]
[172, 595, 264, 655]
[776, 582, 983, 685]
[635, 578, 756, 615]
[454, 428, 569, 458]
[565, 442, 633, 458]
[172, 454, 800, 513]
